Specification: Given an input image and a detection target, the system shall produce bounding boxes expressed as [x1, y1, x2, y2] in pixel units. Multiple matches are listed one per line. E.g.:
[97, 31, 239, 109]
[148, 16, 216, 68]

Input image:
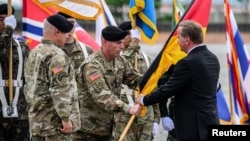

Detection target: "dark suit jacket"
[143, 45, 220, 140]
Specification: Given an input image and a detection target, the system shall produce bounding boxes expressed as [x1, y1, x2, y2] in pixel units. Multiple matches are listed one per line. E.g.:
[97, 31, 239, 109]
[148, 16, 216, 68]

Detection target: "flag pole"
[7, 0, 14, 116]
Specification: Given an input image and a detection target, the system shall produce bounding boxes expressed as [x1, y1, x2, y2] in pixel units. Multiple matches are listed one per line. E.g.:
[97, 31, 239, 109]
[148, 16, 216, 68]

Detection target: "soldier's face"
[55, 29, 70, 47]
[123, 31, 131, 48]
[106, 39, 124, 59]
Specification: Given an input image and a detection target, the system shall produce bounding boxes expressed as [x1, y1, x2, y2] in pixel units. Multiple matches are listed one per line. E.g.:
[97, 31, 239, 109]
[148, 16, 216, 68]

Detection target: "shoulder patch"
[89, 73, 100, 81]
[52, 66, 64, 74]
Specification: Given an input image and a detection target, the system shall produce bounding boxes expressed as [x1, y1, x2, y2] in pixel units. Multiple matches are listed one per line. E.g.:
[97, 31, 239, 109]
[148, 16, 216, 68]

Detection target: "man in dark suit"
[136, 20, 220, 140]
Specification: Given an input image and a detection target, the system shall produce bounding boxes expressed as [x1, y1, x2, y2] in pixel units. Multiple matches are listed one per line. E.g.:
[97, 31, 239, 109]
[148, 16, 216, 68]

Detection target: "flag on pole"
[74, 23, 100, 51]
[224, 0, 250, 124]
[22, 0, 100, 50]
[22, 0, 53, 49]
[37, 0, 102, 20]
[138, 0, 212, 98]
[171, 0, 185, 30]
[129, 0, 158, 45]
[95, 0, 117, 46]
[216, 83, 233, 124]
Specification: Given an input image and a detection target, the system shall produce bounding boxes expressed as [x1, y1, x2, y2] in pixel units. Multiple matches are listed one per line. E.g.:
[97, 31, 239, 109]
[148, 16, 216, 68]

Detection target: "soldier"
[57, 11, 94, 71]
[75, 25, 142, 141]
[24, 14, 78, 141]
[115, 21, 160, 141]
[0, 4, 30, 141]
[57, 12, 94, 137]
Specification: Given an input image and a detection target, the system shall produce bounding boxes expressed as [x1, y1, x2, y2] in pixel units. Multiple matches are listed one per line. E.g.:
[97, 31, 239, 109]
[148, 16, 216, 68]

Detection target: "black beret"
[118, 21, 132, 31]
[57, 11, 73, 19]
[0, 4, 15, 15]
[102, 26, 128, 41]
[47, 14, 74, 33]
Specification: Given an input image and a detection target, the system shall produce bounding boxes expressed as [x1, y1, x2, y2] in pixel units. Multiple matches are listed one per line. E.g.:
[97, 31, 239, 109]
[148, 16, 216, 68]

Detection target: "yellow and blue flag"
[129, 0, 158, 45]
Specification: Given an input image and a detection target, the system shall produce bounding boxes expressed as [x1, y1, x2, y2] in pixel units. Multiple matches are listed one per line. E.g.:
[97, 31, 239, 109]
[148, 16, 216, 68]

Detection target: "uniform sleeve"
[122, 57, 142, 89]
[83, 63, 131, 113]
[49, 53, 73, 121]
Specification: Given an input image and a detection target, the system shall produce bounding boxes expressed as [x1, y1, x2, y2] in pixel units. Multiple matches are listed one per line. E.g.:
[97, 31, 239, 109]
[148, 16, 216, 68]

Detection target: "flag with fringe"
[224, 0, 250, 124]
[129, 0, 158, 45]
[37, 0, 102, 20]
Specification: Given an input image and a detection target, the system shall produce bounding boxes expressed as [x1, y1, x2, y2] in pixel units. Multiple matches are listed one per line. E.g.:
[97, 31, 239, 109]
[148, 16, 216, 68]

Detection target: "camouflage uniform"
[62, 39, 94, 140]
[62, 40, 94, 71]
[75, 49, 142, 141]
[114, 41, 160, 141]
[24, 40, 77, 141]
[158, 65, 177, 141]
[0, 26, 30, 141]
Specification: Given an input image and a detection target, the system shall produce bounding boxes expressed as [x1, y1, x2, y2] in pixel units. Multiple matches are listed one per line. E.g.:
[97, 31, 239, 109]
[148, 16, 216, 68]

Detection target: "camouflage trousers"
[32, 133, 71, 141]
[0, 119, 30, 141]
[71, 131, 113, 141]
[112, 121, 153, 141]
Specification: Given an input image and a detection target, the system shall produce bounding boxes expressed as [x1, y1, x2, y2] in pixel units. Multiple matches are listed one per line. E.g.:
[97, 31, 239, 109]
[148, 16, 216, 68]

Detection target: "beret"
[118, 21, 132, 31]
[47, 14, 74, 33]
[0, 4, 15, 15]
[57, 11, 73, 19]
[102, 26, 128, 41]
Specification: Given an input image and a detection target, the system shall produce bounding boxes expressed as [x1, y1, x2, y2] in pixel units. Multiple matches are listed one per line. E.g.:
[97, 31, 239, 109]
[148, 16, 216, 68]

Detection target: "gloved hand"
[4, 15, 17, 29]
[161, 116, 174, 131]
[152, 122, 159, 135]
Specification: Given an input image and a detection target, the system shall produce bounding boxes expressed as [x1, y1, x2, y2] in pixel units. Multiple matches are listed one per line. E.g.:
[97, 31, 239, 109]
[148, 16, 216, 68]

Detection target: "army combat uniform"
[75, 49, 142, 141]
[0, 26, 30, 141]
[24, 40, 77, 141]
[115, 41, 160, 141]
[62, 39, 94, 140]
[62, 39, 94, 71]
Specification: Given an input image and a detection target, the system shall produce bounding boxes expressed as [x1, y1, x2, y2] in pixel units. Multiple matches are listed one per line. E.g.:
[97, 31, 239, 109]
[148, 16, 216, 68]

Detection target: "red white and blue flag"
[224, 0, 250, 124]
[22, 0, 100, 51]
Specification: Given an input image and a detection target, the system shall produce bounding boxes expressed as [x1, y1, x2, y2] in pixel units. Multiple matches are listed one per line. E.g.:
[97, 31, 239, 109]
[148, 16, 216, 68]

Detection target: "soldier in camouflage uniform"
[75, 25, 142, 141]
[56, 12, 94, 140]
[114, 21, 160, 141]
[57, 12, 94, 71]
[24, 14, 78, 141]
[0, 4, 30, 141]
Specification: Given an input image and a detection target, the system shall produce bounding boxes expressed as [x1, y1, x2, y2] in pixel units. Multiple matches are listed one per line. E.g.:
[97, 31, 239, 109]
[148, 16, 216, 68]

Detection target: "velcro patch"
[89, 73, 100, 81]
[52, 66, 64, 74]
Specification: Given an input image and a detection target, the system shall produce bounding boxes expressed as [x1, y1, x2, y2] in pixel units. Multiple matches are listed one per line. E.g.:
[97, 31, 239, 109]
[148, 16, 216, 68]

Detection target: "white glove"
[152, 122, 159, 135]
[131, 28, 141, 40]
[4, 15, 17, 29]
[161, 117, 174, 131]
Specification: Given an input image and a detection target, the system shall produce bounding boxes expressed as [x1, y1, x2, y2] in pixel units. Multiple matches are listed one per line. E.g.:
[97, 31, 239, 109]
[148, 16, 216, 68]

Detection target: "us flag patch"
[89, 73, 100, 81]
[52, 66, 64, 74]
